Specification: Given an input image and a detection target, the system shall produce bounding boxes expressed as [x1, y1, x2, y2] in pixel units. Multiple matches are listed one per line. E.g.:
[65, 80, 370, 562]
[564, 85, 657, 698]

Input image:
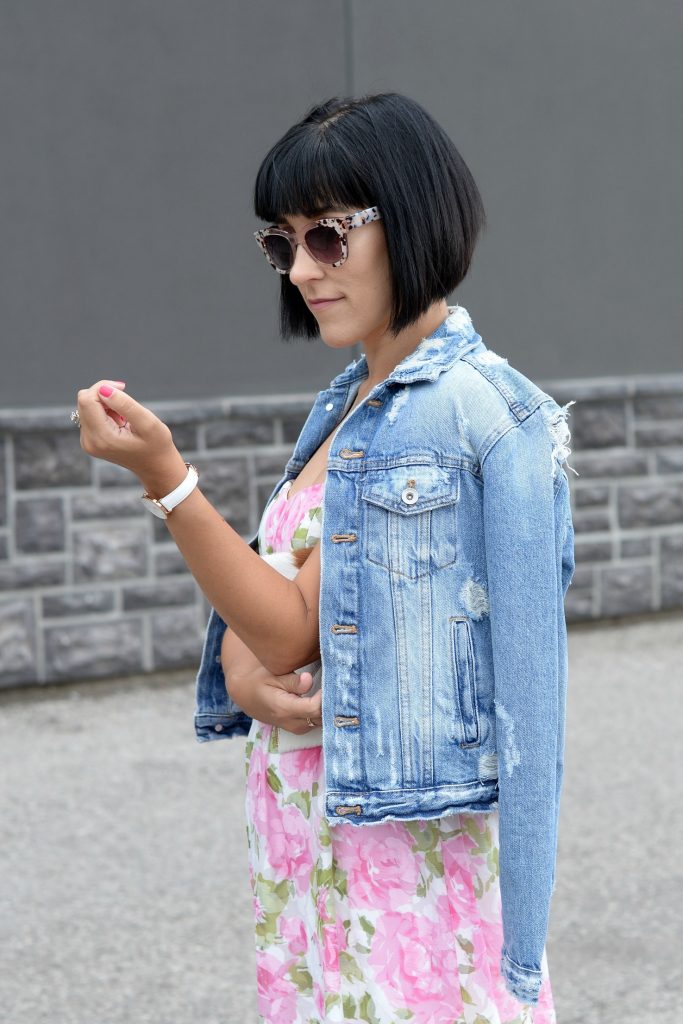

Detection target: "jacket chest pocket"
[361, 466, 460, 580]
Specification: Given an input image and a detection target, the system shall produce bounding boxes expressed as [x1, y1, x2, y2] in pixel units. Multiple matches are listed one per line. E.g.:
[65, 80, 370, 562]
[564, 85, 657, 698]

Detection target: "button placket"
[326, 393, 377, 760]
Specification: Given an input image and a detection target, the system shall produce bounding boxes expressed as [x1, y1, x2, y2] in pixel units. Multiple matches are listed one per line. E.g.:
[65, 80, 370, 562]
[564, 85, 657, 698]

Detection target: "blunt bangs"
[253, 119, 373, 226]
[252, 93, 486, 341]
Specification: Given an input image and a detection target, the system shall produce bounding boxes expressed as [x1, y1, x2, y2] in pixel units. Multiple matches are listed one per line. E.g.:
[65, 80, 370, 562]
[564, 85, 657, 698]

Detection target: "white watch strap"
[158, 463, 199, 513]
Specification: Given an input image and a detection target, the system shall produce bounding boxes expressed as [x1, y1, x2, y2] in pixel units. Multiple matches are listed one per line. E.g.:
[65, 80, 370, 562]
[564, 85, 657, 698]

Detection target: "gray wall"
[1, 1, 681, 410]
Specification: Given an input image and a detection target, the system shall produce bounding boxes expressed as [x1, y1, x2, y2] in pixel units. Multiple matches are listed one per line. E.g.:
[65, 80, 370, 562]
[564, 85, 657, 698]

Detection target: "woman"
[77, 93, 576, 1024]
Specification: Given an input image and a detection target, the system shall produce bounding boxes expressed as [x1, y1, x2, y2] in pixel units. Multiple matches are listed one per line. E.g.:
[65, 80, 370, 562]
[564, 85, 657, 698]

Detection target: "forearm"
[222, 609, 320, 680]
[176, 493, 319, 673]
[221, 616, 322, 732]
[75, 384, 318, 674]
[143, 454, 318, 674]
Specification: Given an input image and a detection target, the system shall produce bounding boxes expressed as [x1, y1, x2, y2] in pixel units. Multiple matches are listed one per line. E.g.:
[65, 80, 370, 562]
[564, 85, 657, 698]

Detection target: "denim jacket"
[194, 305, 576, 1005]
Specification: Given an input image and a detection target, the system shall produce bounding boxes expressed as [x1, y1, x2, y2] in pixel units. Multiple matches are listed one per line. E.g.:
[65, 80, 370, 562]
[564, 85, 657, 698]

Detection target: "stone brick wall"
[2, 375, 683, 688]
[552, 376, 683, 621]
[0, 396, 313, 688]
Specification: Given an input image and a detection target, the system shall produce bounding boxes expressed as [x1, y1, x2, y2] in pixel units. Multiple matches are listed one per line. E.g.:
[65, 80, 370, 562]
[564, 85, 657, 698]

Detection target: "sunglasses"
[254, 205, 382, 274]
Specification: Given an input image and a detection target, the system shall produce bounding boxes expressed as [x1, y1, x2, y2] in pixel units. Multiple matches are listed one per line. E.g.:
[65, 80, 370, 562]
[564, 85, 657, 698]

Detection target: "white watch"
[140, 462, 199, 519]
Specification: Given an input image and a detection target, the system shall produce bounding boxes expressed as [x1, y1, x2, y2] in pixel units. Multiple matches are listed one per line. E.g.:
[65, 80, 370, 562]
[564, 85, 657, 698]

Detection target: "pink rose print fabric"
[245, 481, 557, 1023]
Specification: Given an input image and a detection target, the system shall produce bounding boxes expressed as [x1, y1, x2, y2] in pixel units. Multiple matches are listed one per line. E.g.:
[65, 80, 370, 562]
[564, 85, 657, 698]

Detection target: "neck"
[361, 299, 450, 387]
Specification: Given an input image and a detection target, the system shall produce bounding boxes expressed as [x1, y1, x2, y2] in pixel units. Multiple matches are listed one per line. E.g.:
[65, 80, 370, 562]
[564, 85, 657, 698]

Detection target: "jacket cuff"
[500, 949, 543, 1006]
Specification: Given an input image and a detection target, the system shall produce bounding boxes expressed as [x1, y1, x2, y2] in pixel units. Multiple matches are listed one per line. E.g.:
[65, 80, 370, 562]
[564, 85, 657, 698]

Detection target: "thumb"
[297, 671, 314, 693]
[96, 384, 158, 436]
[268, 670, 311, 695]
[281, 670, 314, 695]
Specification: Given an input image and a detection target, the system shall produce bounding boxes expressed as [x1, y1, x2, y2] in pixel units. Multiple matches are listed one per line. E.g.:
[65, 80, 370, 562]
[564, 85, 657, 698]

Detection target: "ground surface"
[1, 612, 682, 1023]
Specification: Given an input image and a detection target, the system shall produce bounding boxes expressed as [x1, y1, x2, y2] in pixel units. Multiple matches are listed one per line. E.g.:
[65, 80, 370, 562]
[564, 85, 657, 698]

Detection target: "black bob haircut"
[253, 92, 486, 341]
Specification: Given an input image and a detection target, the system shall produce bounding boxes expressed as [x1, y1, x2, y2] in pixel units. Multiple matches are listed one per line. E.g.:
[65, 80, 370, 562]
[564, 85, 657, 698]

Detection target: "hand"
[227, 663, 323, 733]
[76, 380, 186, 493]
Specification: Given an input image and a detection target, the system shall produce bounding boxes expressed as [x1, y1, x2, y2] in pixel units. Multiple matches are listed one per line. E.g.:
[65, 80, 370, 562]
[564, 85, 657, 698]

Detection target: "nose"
[288, 242, 325, 287]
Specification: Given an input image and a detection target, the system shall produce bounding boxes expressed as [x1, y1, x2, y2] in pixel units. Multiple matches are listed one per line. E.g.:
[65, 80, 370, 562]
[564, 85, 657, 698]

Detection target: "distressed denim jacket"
[194, 305, 576, 1005]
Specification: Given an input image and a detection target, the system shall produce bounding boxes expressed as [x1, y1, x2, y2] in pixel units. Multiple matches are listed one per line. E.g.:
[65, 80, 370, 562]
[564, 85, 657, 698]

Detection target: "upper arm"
[290, 541, 322, 665]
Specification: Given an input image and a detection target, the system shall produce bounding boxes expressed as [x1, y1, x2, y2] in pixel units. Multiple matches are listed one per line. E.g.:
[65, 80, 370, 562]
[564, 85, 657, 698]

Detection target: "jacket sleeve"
[193, 532, 262, 742]
[481, 402, 573, 1005]
[193, 607, 254, 742]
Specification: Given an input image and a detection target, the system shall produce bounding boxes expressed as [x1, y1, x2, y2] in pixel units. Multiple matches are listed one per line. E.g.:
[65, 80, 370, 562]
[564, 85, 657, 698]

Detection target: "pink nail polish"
[99, 385, 113, 397]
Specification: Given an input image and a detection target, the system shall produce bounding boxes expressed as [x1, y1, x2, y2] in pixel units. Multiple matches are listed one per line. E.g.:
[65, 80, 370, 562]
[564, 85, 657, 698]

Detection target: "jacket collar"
[326, 305, 481, 390]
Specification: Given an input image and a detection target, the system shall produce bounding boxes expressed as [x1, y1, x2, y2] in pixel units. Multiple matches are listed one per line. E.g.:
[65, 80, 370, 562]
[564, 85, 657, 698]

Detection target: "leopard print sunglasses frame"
[254, 206, 382, 275]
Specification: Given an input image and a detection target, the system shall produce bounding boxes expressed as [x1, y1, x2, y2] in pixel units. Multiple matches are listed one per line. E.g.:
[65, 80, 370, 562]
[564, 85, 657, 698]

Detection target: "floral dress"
[245, 479, 557, 1024]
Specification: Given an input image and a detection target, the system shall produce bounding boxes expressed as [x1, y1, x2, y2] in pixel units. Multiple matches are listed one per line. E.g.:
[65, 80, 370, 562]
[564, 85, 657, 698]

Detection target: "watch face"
[141, 496, 169, 519]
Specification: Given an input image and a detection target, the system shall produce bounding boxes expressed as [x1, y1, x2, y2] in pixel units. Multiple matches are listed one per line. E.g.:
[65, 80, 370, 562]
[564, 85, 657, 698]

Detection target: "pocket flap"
[361, 465, 460, 515]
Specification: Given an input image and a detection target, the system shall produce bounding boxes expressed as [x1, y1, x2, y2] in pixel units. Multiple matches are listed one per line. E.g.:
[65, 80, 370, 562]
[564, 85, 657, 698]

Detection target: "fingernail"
[114, 380, 126, 386]
[99, 385, 114, 397]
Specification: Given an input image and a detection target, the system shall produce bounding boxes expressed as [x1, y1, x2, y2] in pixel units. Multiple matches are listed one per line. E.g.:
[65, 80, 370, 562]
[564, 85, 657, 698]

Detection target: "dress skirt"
[244, 720, 556, 1024]
[244, 478, 557, 1023]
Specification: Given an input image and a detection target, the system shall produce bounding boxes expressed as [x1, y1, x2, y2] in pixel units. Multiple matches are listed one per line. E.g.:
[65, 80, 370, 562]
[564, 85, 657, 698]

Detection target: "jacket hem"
[325, 778, 499, 825]
[194, 711, 253, 741]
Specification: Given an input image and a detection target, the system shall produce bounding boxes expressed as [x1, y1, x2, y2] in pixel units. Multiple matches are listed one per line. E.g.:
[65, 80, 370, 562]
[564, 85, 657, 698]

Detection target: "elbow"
[260, 638, 320, 677]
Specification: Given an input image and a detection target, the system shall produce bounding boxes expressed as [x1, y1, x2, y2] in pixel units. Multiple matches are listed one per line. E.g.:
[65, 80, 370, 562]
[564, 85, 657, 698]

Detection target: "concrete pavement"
[1, 611, 682, 1023]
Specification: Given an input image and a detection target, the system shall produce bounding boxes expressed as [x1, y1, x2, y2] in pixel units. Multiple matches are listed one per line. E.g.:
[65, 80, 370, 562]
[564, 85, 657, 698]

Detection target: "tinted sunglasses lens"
[264, 234, 294, 271]
[305, 225, 343, 264]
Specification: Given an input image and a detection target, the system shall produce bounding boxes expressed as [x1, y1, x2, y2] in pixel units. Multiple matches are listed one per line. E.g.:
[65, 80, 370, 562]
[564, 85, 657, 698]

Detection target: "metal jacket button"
[325, 402, 334, 411]
[401, 487, 419, 505]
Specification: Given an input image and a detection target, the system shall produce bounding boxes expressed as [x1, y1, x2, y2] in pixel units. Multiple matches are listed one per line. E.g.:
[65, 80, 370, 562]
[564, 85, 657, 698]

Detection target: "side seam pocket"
[449, 616, 480, 748]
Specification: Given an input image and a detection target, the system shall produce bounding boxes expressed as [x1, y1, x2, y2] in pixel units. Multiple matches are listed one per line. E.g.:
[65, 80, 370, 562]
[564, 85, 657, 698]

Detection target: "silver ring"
[306, 715, 316, 728]
[70, 410, 81, 428]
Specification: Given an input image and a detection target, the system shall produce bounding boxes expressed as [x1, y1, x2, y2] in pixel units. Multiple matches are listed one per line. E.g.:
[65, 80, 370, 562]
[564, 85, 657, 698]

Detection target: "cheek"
[347, 231, 392, 294]
[368, 243, 393, 305]
[365, 264, 393, 317]
[346, 277, 391, 322]
[350, 252, 392, 308]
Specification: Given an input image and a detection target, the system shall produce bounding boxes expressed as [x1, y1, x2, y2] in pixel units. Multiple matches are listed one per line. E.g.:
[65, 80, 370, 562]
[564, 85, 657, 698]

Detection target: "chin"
[317, 325, 360, 351]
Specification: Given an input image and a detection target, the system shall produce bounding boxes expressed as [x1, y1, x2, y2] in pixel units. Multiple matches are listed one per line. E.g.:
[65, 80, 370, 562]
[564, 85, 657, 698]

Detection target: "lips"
[309, 297, 342, 305]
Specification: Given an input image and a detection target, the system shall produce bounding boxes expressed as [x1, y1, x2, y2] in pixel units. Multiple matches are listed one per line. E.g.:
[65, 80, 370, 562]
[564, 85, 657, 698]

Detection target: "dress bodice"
[258, 478, 325, 556]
